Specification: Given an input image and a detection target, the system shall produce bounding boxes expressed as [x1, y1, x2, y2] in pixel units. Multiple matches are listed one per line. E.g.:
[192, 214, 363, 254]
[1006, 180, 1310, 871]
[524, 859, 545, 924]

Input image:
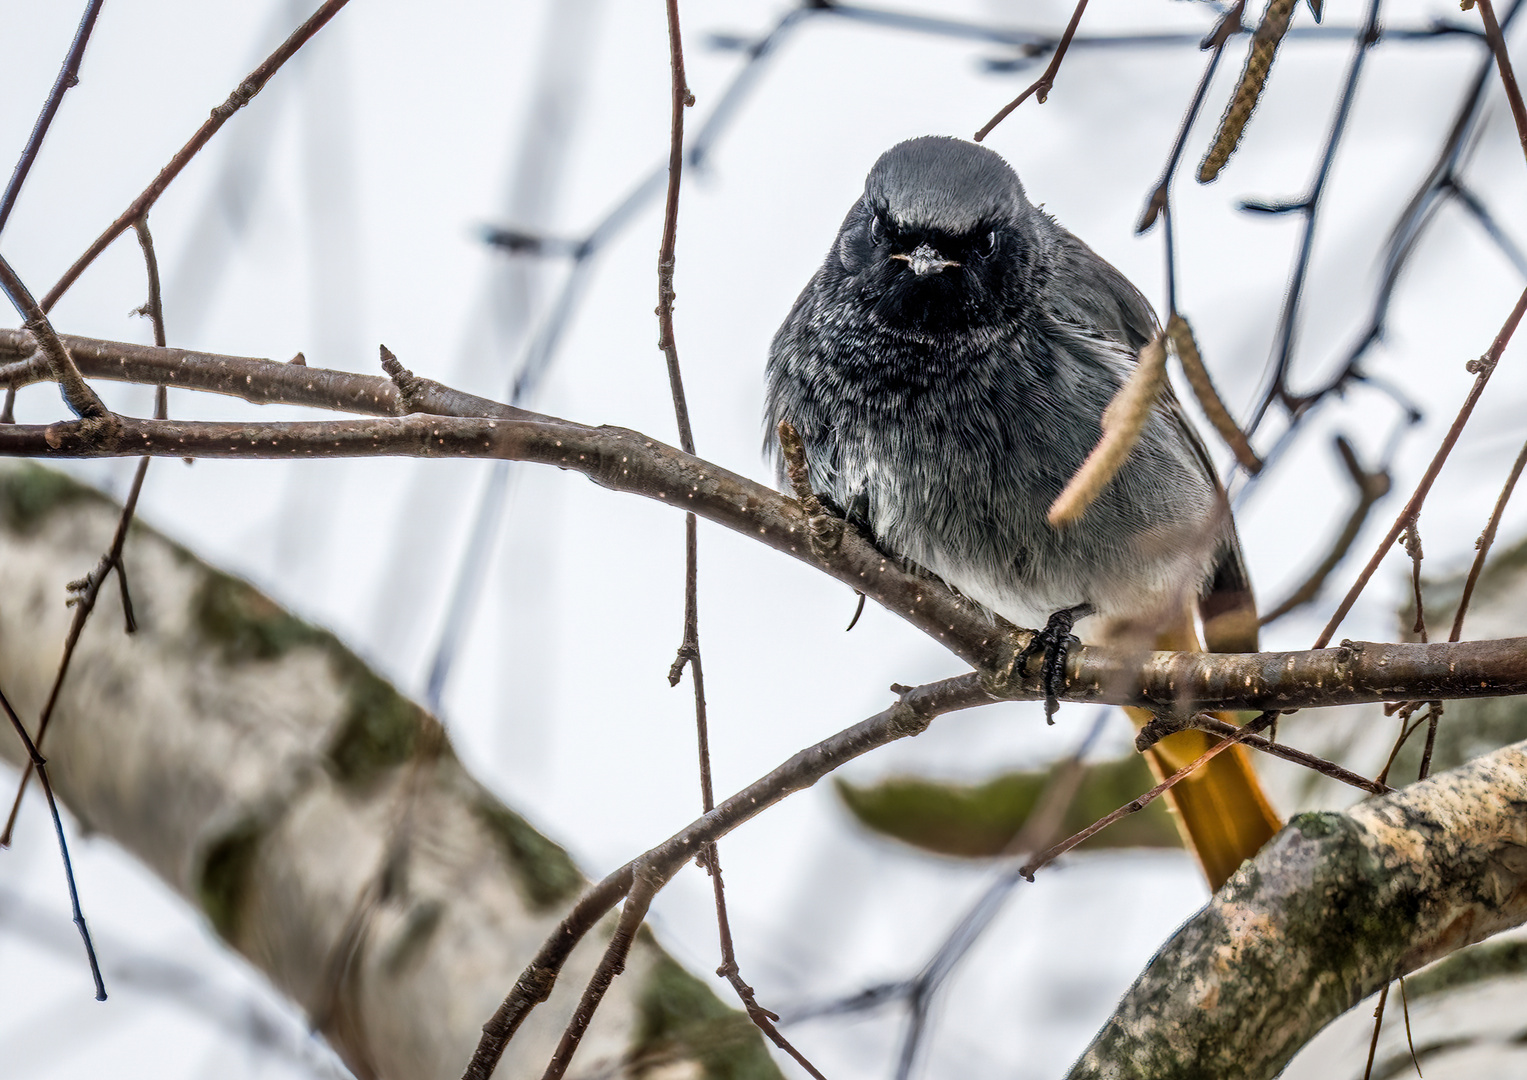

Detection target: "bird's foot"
[776, 419, 845, 557]
[1016, 604, 1093, 724]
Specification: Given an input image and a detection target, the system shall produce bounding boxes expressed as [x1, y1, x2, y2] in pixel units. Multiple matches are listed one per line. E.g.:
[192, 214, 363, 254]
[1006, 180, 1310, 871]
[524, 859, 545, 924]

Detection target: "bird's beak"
[890, 242, 961, 276]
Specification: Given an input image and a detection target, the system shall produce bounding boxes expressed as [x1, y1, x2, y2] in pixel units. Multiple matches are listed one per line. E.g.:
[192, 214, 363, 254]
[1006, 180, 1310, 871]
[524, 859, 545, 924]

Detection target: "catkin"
[1199, 0, 1297, 183]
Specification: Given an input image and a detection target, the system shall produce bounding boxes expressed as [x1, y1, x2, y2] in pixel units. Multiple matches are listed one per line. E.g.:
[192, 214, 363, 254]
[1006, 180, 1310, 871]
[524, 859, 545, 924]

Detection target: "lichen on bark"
[1069, 742, 1527, 1080]
[0, 460, 105, 533]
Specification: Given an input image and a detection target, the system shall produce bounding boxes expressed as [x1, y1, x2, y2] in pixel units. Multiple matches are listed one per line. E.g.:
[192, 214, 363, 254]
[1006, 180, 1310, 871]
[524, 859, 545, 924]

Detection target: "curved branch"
[4, 413, 1527, 712]
[1068, 739, 1527, 1080]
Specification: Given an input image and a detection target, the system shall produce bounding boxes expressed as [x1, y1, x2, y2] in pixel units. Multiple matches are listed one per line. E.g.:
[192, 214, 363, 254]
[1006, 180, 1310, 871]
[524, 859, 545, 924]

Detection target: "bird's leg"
[1016, 603, 1093, 723]
[776, 420, 846, 557]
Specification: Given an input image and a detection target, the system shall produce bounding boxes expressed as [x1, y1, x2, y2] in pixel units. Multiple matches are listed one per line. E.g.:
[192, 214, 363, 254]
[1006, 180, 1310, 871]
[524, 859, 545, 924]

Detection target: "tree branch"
[1068, 739, 1527, 1080]
[4, 409, 1527, 713]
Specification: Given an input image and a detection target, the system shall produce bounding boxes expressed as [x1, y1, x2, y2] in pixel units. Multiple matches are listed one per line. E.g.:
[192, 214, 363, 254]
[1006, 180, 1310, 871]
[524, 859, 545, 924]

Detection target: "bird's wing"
[1048, 226, 1260, 652]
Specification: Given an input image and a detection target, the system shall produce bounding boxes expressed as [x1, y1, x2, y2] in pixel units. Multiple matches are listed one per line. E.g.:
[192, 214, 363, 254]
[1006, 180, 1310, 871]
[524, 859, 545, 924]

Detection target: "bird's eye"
[978, 230, 998, 259]
[869, 214, 885, 244]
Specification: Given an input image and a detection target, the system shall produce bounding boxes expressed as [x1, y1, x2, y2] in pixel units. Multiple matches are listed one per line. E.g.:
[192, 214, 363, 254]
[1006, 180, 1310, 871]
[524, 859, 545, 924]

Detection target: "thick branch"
[4, 413, 1527, 712]
[0, 410, 1007, 669]
[0, 328, 530, 421]
[1068, 740, 1527, 1080]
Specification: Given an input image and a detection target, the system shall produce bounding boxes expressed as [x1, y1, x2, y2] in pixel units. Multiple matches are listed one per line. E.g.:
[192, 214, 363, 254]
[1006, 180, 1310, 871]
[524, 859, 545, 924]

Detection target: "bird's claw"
[1017, 605, 1091, 723]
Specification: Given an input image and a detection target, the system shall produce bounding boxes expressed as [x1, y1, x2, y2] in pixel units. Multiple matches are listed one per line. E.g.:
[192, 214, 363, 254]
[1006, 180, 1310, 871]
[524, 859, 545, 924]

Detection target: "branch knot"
[379, 345, 424, 415]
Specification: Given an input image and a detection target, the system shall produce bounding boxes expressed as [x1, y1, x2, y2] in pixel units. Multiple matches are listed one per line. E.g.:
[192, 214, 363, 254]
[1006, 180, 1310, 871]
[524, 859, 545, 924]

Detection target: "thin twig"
[0, 682, 105, 1000]
[1137, 2, 1246, 234]
[1375, 706, 1430, 788]
[1188, 714, 1390, 794]
[463, 675, 987, 1079]
[0, 256, 109, 422]
[1417, 701, 1443, 781]
[1362, 982, 1390, 1080]
[1018, 713, 1276, 879]
[1260, 436, 1391, 625]
[1246, 0, 1384, 434]
[708, 851, 828, 1080]
[1315, 284, 1527, 648]
[652, 11, 824, 1074]
[0, 0, 108, 237]
[39, 0, 353, 313]
[1320, 0, 1525, 404]
[1399, 975, 1421, 1076]
[539, 861, 666, 1080]
[0, 220, 170, 845]
[973, 0, 1089, 141]
[1475, 0, 1527, 165]
[1451, 433, 1527, 641]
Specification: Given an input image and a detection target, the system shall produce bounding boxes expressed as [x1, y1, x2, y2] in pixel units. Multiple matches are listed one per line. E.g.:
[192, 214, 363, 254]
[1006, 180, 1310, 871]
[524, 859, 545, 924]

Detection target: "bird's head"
[833, 136, 1038, 332]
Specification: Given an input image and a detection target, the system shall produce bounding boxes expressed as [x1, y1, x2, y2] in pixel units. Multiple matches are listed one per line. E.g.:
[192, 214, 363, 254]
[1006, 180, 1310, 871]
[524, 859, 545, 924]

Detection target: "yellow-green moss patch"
[471, 800, 583, 910]
[632, 955, 781, 1080]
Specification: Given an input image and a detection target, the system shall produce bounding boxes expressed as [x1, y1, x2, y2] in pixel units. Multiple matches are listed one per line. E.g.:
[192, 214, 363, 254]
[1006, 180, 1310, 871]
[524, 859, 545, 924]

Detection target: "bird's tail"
[1121, 614, 1281, 891]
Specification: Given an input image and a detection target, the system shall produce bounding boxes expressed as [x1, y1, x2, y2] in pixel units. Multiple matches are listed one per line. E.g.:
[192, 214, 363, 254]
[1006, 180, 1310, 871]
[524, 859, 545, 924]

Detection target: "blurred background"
[2, 0, 1527, 1076]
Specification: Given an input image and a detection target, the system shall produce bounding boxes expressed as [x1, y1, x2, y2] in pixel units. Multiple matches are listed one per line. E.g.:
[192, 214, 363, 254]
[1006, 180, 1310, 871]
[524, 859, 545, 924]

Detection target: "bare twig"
[1246, 0, 1384, 435]
[1476, 0, 1527, 164]
[1320, 0, 1525, 405]
[463, 675, 986, 1079]
[1315, 283, 1527, 648]
[1138, 2, 1246, 234]
[0, 256, 109, 422]
[0, 0, 107, 236]
[1417, 702, 1443, 781]
[1399, 976, 1421, 1075]
[539, 861, 667, 1080]
[1362, 982, 1390, 1080]
[0, 682, 104, 1000]
[1019, 713, 1276, 879]
[1375, 705, 1432, 788]
[0, 220, 172, 845]
[973, 0, 1089, 141]
[652, 12, 822, 1075]
[39, 0, 353, 312]
[0, 328, 529, 421]
[1188, 714, 1390, 794]
[1451, 433, 1527, 641]
[1260, 436, 1391, 625]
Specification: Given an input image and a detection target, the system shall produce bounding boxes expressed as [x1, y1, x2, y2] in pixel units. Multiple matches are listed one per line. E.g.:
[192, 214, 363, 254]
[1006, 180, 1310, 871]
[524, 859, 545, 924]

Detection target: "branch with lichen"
[1068, 738, 1527, 1080]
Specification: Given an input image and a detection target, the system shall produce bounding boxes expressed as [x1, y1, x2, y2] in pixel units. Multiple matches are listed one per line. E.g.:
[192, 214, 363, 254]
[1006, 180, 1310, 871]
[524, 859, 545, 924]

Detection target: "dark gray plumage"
[765, 136, 1253, 644]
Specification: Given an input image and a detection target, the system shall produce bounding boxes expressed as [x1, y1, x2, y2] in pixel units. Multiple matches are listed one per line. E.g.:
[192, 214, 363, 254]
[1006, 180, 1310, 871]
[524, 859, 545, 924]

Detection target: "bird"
[764, 135, 1279, 890]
